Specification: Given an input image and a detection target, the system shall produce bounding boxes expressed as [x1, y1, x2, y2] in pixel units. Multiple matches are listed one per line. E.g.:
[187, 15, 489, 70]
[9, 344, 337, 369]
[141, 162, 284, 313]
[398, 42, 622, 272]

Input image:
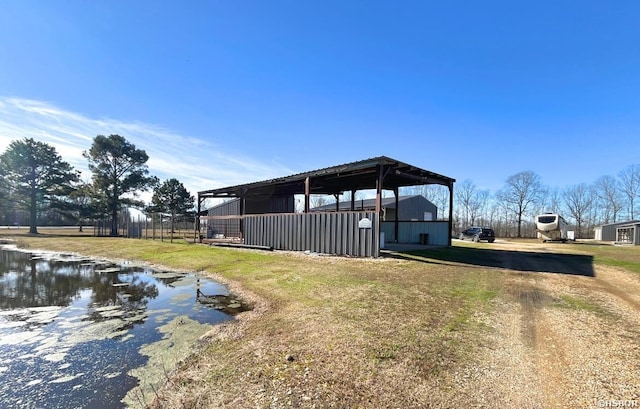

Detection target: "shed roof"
[311, 195, 434, 211]
[616, 221, 640, 228]
[599, 220, 640, 228]
[198, 156, 455, 199]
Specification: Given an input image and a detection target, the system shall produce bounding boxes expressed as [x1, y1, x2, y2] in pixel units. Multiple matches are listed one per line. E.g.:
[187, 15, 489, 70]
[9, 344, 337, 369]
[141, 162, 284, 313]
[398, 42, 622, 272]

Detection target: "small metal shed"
[595, 220, 640, 242]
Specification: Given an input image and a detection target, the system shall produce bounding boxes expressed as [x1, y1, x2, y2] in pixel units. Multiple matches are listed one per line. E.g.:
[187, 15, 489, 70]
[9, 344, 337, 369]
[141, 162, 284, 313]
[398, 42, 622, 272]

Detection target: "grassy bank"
[7, 234, 638, 407]
[4, 235, 504, 407]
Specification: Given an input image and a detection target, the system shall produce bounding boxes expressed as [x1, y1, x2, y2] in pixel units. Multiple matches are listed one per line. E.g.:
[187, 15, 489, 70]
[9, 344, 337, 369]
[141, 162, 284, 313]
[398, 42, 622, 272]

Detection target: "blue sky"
[1, 1, 639, 198]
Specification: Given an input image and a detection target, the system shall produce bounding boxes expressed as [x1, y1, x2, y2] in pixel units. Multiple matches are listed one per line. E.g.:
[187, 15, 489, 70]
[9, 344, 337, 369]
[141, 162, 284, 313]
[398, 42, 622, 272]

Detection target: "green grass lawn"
[3, 233, 638, 408]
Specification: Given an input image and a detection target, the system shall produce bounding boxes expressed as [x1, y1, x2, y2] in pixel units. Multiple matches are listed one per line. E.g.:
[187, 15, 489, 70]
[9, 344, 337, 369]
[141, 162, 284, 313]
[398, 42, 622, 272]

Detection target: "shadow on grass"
[393, 246, 595, 277]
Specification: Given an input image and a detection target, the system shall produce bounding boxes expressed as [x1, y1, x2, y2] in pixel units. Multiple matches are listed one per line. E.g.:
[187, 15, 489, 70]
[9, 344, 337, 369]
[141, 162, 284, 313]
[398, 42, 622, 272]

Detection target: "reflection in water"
[0, 245, 241, 409]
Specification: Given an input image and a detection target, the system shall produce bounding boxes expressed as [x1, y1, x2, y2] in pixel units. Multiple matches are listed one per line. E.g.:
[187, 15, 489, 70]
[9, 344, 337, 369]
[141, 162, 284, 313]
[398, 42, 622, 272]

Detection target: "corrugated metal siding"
[602, 224, 620, 241]
[244, 212, 380, 257]
[245, 196, 295, 214]
[207, 200, 241, 238]
[601, 220, 640, 241]
[206, 197, 294, 238]
[208, 197, 295, 216]
[380, 221, 450, 246]
[207, 200, 240, 238]
[396, 196, 438, 221]
[208, 199, 241, 217]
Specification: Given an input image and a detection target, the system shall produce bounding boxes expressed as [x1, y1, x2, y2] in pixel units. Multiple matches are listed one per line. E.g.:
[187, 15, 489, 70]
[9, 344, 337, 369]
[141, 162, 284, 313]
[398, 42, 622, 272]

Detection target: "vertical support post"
[375, 165, 383, 252]
[375, 165, 383, 214]
[448, 182, 454, 247]
[239, 189, 246, 239]
[350, 189, 355, 211]
[394, 187, 399, 243]
[170, 213, 174, 244]
[334, 193, 340, 212]
[304, 177, 310, 213]
[196, 194, 202, 243]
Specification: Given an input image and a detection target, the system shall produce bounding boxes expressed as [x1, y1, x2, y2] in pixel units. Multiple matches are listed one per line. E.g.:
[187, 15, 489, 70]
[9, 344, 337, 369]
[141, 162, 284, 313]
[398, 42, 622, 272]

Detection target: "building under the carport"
[197, 156, 456, 257]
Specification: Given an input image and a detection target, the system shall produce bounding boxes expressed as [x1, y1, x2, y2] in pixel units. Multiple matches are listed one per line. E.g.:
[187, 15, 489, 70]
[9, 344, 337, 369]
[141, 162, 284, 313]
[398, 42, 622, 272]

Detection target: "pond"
[0, 244, 246, 408]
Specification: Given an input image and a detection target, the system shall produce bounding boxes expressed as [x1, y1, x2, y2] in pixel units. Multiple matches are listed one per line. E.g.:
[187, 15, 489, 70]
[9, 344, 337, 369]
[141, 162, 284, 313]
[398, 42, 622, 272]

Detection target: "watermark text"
[597, 400, 638, 408]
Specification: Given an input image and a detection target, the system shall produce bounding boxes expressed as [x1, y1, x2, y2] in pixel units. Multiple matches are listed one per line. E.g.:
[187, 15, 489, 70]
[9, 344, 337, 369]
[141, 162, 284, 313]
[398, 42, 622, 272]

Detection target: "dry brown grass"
[5, 234, 639, 408]
[4, 234, 500, 408]
[149, 258, 499, 409]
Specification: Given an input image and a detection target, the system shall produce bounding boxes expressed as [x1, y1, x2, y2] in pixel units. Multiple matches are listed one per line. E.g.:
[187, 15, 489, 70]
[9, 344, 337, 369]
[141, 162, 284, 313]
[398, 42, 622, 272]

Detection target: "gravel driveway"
[444, 240, 640, 408]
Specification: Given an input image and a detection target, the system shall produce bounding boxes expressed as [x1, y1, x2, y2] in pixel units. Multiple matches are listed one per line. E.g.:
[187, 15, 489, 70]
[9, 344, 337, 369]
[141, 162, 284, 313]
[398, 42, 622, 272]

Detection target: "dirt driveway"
[443, 240, 640, 408]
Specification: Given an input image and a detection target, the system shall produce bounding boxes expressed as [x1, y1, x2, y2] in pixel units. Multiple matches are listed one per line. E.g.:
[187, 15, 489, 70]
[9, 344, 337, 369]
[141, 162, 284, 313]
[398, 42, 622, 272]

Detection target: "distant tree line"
[3, 135, 638, 240]
[313, 166, 640, 240]
[441, 167, 640, 239]
[0, 135, 195, 235]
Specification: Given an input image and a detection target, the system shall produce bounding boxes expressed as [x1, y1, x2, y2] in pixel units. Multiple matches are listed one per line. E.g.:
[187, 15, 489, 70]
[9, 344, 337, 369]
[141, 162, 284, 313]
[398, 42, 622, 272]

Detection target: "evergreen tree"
[150, 178, 195, 242]
[84, 134, 156, 236]
[0, 138, 78, 233]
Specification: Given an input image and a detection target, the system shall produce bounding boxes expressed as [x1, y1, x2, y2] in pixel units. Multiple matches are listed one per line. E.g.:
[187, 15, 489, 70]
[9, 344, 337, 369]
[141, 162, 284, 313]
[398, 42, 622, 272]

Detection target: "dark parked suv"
[459, 227, 495, 243]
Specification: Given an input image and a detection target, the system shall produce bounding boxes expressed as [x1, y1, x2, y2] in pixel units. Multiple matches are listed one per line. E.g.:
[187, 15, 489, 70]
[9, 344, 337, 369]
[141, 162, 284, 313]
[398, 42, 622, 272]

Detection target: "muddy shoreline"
[124, 265, 269, 408]
[0, 242, 268, 408]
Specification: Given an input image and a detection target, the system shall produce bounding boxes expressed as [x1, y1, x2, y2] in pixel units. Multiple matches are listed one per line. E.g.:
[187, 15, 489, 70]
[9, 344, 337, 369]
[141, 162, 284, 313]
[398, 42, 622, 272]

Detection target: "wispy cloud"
[0, 97, 295, 200]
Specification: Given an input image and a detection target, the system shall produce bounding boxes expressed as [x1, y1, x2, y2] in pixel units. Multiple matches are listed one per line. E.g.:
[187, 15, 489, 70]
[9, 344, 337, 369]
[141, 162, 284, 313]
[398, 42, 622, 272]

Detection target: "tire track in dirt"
[491, 243, 640, 407]
[431, 242, 640, 407]
[502, 271, 568, 407]
[593, 268, 640, 313]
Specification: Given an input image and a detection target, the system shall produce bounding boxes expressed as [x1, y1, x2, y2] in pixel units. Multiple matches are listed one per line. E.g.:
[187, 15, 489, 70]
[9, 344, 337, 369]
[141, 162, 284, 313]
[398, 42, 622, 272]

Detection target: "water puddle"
[0, 245, 248, 408]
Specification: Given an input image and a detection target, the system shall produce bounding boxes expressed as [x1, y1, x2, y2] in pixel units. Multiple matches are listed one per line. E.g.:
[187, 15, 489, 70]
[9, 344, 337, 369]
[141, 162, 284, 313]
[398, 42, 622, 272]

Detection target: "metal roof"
[598, 220, 640, 228]
[615, 221, 640, 228]
[311, 195, 433, 211]
[198, 156, 455, 199]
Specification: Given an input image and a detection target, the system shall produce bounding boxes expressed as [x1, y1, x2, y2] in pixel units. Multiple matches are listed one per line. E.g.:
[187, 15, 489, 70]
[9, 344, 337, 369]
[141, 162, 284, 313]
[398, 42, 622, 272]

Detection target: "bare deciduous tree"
[496, 171, 545, 237]
[618, 164, 640, 220]
[539, 186, 563, 215]
[563, 183, 594, 238]
[309, 194, 334, 209]
[455, 179, 478, 227]
[594, 175, 623, 224]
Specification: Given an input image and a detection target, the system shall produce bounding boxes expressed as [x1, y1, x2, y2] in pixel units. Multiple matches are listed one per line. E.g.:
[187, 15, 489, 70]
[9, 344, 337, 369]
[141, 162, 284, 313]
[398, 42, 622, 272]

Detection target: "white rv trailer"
[535, 213, 568, 242]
